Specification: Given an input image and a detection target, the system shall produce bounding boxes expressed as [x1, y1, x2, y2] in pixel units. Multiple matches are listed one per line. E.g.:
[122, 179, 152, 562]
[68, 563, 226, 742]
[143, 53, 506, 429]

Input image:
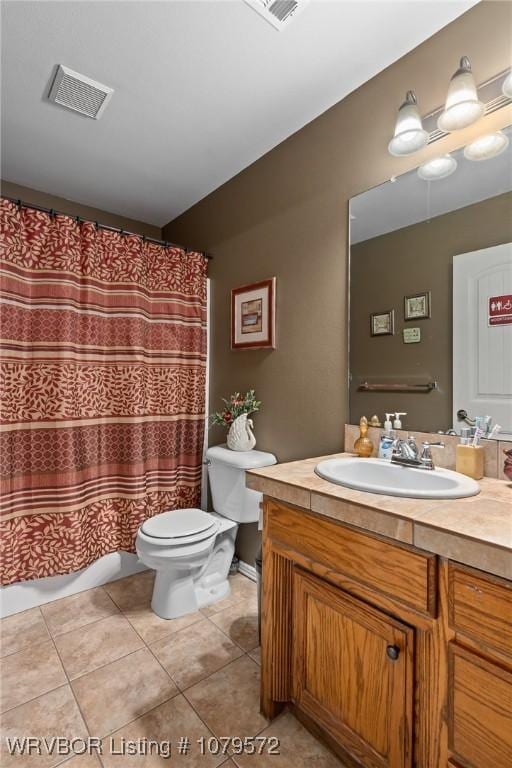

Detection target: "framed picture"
[231, 278, 276, 349]
[370, 310, 394, 336]
[405, 291, 431, 320]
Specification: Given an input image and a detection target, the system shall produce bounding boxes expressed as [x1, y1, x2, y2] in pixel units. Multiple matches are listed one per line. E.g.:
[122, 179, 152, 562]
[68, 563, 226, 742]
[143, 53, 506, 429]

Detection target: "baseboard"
[0, 552, 147, 618]
[238, 560, 257, 581]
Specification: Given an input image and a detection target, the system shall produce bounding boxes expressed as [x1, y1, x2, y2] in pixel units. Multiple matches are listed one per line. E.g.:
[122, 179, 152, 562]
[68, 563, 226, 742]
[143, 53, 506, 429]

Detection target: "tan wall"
[1, 180, 161, 239]
[163, 2, 512, 564]
[350, 192, 512, 433]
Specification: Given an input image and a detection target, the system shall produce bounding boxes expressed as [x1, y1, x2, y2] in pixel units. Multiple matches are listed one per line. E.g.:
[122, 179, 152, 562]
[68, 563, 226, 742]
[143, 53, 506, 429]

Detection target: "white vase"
[227, 413, 256, 451]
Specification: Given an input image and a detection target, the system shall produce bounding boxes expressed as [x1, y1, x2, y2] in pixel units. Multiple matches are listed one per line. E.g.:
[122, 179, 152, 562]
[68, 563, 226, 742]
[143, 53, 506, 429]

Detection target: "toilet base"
[146, 515, 238, 620]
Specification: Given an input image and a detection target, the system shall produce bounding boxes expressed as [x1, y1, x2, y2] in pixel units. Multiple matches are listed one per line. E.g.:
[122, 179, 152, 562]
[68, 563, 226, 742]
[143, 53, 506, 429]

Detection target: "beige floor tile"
[71, 647, 178, 736]
[0, 685, 88, 768]
[200, 593, 241, 619]
[210, 599, 259, 652]
[41, 588, 119, 637]
[150, 619, 243, 690]
[185, 656, 267, 739]
[0, 639, 67, 713]
[124, 606, 203, 646]
[103, 571, 154, 612]
[232, 711, 344, 767]
[229, 575, 257, 602]
[0, 607, 50, 659]
[54, 614, 144, 680]
[61, 755, 102, 768]
[247, 647, 261, 666]
[102, 694, 224, 768]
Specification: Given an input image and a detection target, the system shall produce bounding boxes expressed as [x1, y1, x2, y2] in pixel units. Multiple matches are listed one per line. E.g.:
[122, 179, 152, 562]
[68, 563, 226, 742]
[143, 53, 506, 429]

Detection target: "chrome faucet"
[391, 436, 444, 470]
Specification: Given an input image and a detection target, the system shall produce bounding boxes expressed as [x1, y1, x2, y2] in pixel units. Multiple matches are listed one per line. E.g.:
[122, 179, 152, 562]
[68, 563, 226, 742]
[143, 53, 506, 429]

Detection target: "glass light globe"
[464, 131, 509, 161]
[388, 91, 428, 156]
[503, 71, 512, 99]
[418, 154, 457, 181]
[437, 57, 484, 132]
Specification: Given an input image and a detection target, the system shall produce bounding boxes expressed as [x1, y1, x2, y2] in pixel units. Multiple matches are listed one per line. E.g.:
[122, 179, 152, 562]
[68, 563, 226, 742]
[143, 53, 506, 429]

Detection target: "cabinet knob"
[386, 644, 400, 661]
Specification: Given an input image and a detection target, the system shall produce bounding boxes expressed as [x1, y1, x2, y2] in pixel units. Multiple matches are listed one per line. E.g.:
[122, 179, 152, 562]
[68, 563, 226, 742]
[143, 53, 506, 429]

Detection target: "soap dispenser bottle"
[394, 412, 407, 430]
[378, 414, 396, 460]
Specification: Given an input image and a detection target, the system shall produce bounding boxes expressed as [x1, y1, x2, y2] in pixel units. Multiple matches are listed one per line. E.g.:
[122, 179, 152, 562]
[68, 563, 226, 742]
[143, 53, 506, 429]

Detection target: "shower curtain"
[0, 199, 207, 586]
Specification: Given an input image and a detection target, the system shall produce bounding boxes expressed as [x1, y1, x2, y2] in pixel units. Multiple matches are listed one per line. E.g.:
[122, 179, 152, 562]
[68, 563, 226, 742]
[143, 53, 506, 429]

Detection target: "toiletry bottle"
[378, 429, 396, 460]
[456, 430, 484, 480]
[378, 414, 395, 460]
[394, 412, 407, 430]
[354, 416, 374, 458]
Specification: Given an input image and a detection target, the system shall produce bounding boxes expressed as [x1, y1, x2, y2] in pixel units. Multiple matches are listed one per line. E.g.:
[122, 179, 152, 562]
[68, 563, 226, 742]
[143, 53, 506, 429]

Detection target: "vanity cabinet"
[447, 564, 512, 768]
[293, 568, 413, 768]
[261, 498, 512, 768]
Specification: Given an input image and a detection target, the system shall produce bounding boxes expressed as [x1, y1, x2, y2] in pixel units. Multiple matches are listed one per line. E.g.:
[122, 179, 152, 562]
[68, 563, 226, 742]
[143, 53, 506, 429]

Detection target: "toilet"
[136, 445, 276, 619]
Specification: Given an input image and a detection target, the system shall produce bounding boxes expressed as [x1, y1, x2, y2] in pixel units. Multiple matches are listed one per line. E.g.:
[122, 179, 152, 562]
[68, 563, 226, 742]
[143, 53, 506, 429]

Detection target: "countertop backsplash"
[344, 424, 511, 482]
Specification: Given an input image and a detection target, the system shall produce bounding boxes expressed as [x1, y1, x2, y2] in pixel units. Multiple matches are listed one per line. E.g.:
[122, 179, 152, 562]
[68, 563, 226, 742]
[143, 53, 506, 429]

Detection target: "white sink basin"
[315, 457, 480, 499]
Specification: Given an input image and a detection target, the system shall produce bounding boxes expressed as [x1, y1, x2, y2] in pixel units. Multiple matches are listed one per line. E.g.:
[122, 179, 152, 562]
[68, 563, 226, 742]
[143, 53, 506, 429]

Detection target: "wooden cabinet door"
[448, 643, 512, 768]
[293, 568, 413, 768]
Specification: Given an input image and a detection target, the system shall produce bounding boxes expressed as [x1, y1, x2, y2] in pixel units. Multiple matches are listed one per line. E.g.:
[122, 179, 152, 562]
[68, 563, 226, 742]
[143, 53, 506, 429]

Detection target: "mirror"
[349, 126, 512, 438]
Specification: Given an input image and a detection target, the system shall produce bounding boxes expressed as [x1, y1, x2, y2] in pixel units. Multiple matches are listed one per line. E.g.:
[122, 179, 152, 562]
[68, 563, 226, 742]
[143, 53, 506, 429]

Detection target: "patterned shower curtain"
[0, 199, 207, 586]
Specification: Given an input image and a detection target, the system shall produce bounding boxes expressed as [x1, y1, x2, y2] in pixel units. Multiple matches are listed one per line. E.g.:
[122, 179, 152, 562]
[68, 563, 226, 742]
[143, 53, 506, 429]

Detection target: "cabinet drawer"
[265, 500, 436, 615]
[448, 563, 512, 660]
[449, 644, 512, 768]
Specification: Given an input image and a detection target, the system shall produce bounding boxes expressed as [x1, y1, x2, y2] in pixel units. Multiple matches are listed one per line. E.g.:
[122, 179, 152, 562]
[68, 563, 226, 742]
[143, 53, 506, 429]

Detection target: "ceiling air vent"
[48, 65, 113, 119]
[244, 0, 310, 30]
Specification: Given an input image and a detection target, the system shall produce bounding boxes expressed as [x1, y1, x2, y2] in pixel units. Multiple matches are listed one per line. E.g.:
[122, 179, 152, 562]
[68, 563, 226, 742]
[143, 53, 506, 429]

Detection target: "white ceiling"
[1, 0, 476, 227]
[350, 126, 512, 244]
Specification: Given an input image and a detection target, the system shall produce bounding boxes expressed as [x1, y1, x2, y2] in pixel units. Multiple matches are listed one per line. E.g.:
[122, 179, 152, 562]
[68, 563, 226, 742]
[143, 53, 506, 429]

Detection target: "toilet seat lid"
[141, 508, 216, 541]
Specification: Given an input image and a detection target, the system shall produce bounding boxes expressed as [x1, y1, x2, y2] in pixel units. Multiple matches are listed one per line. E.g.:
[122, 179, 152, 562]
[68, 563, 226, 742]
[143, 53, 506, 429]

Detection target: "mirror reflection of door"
[453, 243, 512, 437]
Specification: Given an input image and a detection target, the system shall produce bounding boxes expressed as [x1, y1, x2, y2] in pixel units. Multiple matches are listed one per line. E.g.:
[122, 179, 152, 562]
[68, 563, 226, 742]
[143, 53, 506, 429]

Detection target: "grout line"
[143, 615, 246, 696]
[37, 606, 101, 766]
[205, 605, 259, 655]
[43, 606, 122, 642]
[0, 605, 51, 659]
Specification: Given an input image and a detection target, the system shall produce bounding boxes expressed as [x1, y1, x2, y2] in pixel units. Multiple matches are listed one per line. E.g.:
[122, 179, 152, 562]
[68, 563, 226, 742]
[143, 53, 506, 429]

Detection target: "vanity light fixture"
[388, 91, 428, 156]
[464, 131, 510, 161]
[503, 71, 512, 99]
[417, 154, 457, 181]
[437, 57, 484, 132]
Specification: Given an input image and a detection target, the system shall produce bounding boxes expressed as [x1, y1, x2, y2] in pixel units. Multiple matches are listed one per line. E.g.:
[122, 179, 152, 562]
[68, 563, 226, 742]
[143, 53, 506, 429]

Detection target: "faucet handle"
[419, 441, 444, 470]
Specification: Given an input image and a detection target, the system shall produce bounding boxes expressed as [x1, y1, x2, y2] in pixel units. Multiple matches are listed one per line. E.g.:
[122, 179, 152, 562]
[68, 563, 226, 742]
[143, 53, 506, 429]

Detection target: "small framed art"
[231, 278, 276, 349]
[405, 291, 431, 320]
[370, 310, 394, 337]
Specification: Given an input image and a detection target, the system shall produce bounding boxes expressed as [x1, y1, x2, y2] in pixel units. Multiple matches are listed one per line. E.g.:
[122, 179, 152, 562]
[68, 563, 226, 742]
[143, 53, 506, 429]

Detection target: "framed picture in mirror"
[405, 291, 431, 321]
[370, 310, 394, 336]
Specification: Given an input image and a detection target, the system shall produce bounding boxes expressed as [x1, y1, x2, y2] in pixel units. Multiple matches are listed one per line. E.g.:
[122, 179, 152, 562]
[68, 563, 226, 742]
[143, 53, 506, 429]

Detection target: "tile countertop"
[246, 453, 512, 581]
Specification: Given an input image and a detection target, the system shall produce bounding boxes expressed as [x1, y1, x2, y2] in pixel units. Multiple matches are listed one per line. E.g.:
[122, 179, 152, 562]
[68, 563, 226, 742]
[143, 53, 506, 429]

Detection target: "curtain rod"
[2, 196, 213, 260]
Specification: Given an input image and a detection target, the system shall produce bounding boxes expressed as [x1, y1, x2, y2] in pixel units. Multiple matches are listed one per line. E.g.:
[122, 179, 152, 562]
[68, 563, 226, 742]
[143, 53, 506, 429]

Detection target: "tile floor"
[1, 571, 343, 767]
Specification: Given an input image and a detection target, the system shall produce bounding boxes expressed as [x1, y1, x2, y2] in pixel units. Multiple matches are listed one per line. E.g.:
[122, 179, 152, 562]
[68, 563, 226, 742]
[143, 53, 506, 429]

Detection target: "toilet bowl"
[136, 445, 276, 619]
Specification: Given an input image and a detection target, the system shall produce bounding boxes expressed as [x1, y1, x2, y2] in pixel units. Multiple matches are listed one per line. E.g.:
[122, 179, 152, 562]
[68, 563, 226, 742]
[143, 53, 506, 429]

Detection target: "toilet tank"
[206, 445, 277, 523]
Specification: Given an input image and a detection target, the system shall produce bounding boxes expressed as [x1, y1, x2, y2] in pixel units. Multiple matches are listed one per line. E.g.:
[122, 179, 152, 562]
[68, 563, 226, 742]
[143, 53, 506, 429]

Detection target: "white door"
[453, 243, 512, 437]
